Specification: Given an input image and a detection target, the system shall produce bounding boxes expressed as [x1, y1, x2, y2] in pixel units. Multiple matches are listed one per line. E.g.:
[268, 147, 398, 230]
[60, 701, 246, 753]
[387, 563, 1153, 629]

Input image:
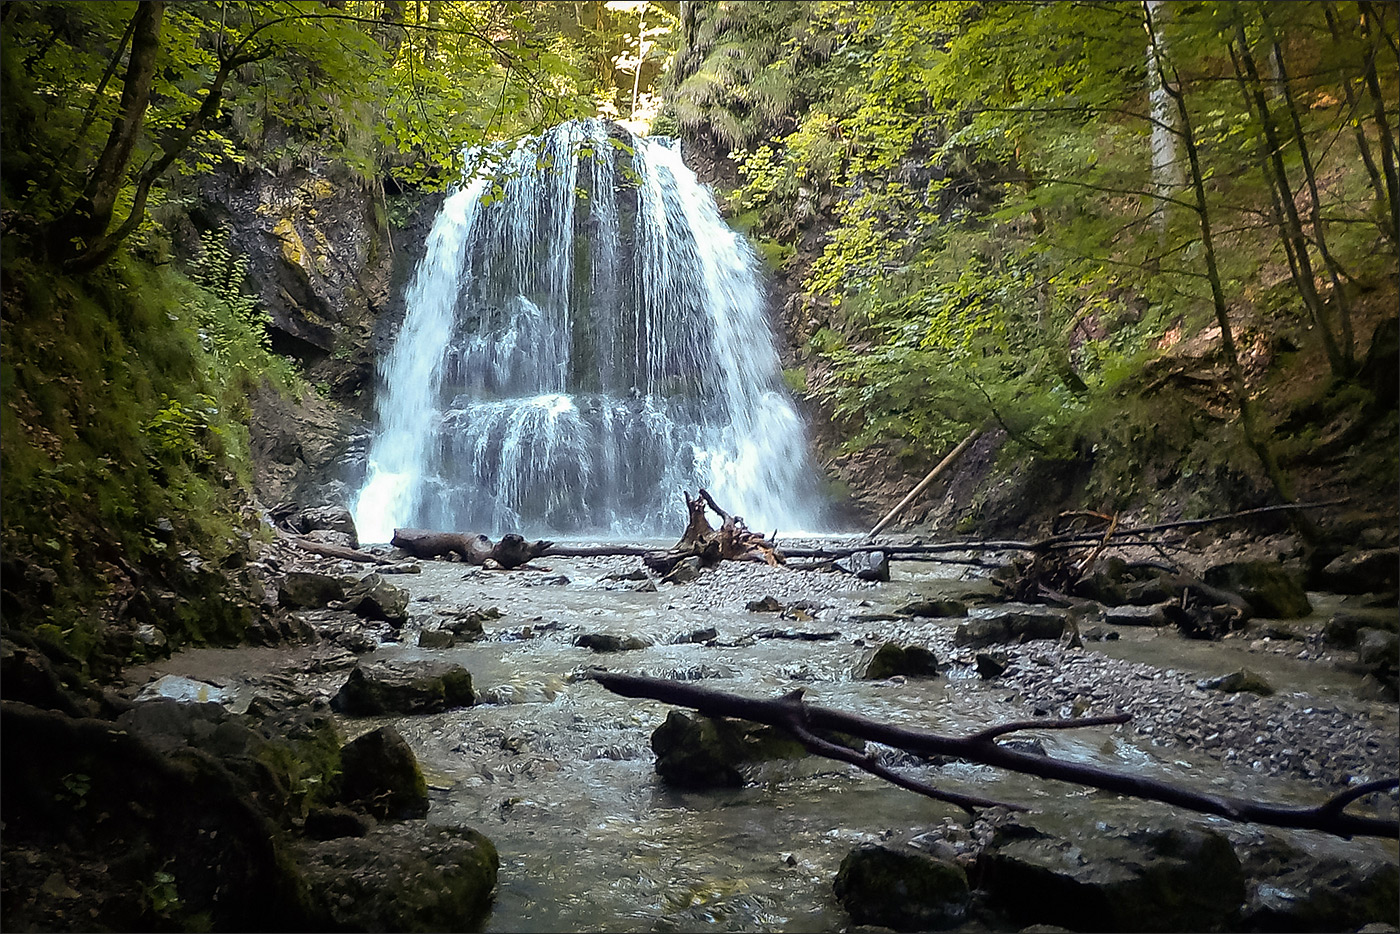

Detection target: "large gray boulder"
[1319, 547, 1399, 595]
[331, 661, 474, 716]
[954, 605, 1068, 648]
[976, 813, 1246, 932]
[337, 725, 428, 820]
[833, 843, 970, 931]
[861, 642, 941, 679]
[341, 573, 410, 625]
[649, 709, 861, 789]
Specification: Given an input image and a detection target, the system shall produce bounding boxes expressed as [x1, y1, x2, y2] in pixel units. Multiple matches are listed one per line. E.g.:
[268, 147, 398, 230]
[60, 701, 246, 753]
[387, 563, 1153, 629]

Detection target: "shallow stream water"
[128, 550, 1398, 932]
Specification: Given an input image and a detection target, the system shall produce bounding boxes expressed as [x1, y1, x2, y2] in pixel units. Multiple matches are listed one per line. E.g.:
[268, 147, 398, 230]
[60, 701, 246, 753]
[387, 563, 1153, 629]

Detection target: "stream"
[125, 545, 1399, 932]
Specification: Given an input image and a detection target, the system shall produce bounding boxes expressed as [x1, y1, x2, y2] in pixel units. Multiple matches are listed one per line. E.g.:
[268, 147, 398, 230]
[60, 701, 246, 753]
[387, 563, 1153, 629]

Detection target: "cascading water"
[352, 119, 823, 542]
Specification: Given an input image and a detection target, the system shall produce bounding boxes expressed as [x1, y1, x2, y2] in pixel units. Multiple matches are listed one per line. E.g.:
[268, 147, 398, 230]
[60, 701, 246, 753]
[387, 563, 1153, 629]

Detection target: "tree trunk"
[1323, 1, 1394, 245]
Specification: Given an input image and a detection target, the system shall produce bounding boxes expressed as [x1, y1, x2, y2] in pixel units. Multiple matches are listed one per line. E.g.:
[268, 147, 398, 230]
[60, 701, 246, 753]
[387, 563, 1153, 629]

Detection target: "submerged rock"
[296, 823, 498, 932]
[649, 709, 859, 788]
[833, 843, 970, 931]
[977, 814, 1246, 932]
[1202, 561, 1311, 619]
[861, 642, 940, 679]
[338, 725, 428, 819]
[331, 661, 475, 716]
[575, 632, 652, 653]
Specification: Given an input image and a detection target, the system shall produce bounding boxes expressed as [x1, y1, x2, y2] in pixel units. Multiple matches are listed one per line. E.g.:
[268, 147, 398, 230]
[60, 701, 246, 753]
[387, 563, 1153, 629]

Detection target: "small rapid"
[353, 120, 823, 543]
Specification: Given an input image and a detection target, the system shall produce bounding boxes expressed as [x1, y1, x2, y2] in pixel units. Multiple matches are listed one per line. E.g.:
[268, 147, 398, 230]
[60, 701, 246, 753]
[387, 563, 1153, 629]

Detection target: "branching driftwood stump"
[643, 489, 783, 576]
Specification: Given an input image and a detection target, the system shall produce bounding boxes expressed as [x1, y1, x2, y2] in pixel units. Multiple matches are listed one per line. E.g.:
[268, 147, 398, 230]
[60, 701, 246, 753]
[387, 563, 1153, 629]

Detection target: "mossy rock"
[861, 642, 941, 679]
[833, 843, 970, 931]
[331, 662, 475, 716]
[1202, 561, 1311, 619]
[278, 571, 347, 610]
[893, 599, 968, 618]
[337, 725, 428, 820]
[297, 823, 498, 932]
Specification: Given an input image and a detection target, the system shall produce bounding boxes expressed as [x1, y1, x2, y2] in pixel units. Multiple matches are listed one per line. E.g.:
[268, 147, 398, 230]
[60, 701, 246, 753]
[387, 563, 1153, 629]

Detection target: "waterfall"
[352, 119, 823, 542]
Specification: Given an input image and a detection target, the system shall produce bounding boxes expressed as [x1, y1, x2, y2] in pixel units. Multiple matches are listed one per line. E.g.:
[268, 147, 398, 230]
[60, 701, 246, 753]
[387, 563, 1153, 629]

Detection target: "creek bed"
[125, 548, 1398, 932]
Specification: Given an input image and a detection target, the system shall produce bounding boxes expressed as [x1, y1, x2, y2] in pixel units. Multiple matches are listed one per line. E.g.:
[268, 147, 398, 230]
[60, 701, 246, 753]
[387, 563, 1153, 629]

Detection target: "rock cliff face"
[188, 161, 442, 509]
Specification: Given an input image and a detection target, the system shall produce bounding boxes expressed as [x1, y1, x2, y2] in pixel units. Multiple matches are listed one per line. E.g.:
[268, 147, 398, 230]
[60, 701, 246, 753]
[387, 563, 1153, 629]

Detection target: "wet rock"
[1324, 608, 1399, 647]
[975, 652, 1009, 679]
[628, 578, 659, 593]
[1072, 556, 1131, 605]
[279, 571, 347, 609]
[1237, 832, 1399, 932]
[297, 823, 498, 932]
[747, 595, 785, 612]
[417, 629, 456, 649]
[649, 709, 855, 788]
[836, 550, 890, 582]
[1202, 561, 1311, 619]
[664, 557, 703, 584]
[440, 605, 500, 640]
[1121, 574, 1177, 606]
[977, 813, 1245, 933]
[954, 605, 1068, 649]
[575, 633, 652, 653]
[1357, 627, 1399, 668]
[833, 843, 969, 931]
[330, 661, 475, 716]
[341, 573, 410, 625]
[1104, 604, 1169, 627]
[894, 598, 968, 618]
[678, 627, 719, 644]
[337, 725, 428, 819]
[1197, 668, 1275, 696]
[750, 627, 841, 641]
[1319, 548, 1400, 595]
[297, 505, 360, 547]
[862, 642, 940, 680]
[303, 805, 372, 840]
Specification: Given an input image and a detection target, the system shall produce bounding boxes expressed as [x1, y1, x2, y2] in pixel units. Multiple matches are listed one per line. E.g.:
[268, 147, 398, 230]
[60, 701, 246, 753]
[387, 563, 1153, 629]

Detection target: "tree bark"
[390, 529, 552, 568]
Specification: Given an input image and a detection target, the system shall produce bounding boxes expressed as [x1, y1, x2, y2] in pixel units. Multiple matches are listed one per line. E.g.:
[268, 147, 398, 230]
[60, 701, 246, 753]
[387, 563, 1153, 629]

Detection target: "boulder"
[663, 557, 703, 584]
[1104, 604, 1170, 627]
[1072, 556, 1132, 605]
[649, 709, 858, 789]
[341, 573, 410, 625]
[975, 652, 1009, 679]
[279, 571, 347, 610]
[861, 642, 940, 680]
[337, 725, 428, 819]
[836, 550, 890, 582]
[1197, 668, 1275, 696]
[977, 813, 1246, 932]
[330, 662, 475, 716]
[894, 598, 968, 618]
[746, 595, 784, 612]
[1319, 548, 1399, 595]
[296, 823, 498, 932]
[1323, 608, 1399, 647]
[417, 629, 456, 649]
[1202, 561, 1311, 619]
[1357, 627, 1399, 669]
[575, 633, 652, 653]
[303, 805, 372, 840]
[299, 505, 360, 547]
[833, 843, 970, 931]
[954, 605, 1068, 649]
[1236, 831, 1399, 932]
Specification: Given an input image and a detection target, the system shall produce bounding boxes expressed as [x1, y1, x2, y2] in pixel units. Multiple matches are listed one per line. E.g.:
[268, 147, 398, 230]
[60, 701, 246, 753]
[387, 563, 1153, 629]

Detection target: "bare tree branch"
[589, 671, 1399, 840]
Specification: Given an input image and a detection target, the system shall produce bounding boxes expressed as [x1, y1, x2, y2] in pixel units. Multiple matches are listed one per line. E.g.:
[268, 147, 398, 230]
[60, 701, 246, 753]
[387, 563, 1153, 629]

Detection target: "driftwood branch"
[277, 531, 392, 565]
[589, 671, 1399, 840]
[867, 428, 982, 539]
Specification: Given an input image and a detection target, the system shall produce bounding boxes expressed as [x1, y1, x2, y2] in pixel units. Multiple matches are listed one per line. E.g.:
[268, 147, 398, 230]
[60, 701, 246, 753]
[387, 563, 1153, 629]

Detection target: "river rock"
[664, 557, 703, 584]
[1073, 556, 1132, 605]
[1202, 561, 1311, 619]
[1104, 604, 1169, 627]
[861, 642, 940, 679]
[1319, 547, 1400, 595]
[747, 595, 784, 612]
[954, 605, 1068, 649]
[976, 813, 1246, 932]
[1357, 627, 1399, 668]
[297, 505, 360, 546]
[296, 823, 498, 932]
[330, 661, 475, 716]
[337, 725, 428, 819]
[279, 571, 347, 609]
[341, 573, 410, 625]
[417, 628, 456, 649]
[649, 709, 855, 788]
[303, 805, 372, 840]
[894, 598, 968, 618]
[1323, 608, 1399, 647]
[1236, 831, 1400, 932]
[833, 843, 969, 931]
[1197, 668, 1275, 696]
[975, 652, 1009, 679]
[575, 632, 652, 652]
[836, 550, 890, 582]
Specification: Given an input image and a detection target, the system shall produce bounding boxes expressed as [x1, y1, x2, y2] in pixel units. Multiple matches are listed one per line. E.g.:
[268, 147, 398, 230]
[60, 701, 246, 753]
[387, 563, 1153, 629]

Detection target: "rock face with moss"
[834, 843, 971, 931]
[331, 661, 475, 716]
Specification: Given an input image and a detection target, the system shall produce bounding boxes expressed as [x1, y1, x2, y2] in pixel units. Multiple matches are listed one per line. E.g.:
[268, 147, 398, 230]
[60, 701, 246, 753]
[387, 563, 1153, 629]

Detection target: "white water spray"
[352, 119, 823, 541]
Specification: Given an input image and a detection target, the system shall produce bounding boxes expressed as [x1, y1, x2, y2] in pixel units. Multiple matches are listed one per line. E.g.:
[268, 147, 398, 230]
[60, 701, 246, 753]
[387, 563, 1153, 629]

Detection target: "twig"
[589, 672, 1398, 840]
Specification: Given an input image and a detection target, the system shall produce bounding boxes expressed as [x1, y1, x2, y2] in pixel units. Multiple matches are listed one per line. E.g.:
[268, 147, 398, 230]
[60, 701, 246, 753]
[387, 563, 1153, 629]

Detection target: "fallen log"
[867, 427, 982, 539]
[277, 531, 391, 565]
[390, 529, 552, 569]
[589, 671, 1399, 840]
